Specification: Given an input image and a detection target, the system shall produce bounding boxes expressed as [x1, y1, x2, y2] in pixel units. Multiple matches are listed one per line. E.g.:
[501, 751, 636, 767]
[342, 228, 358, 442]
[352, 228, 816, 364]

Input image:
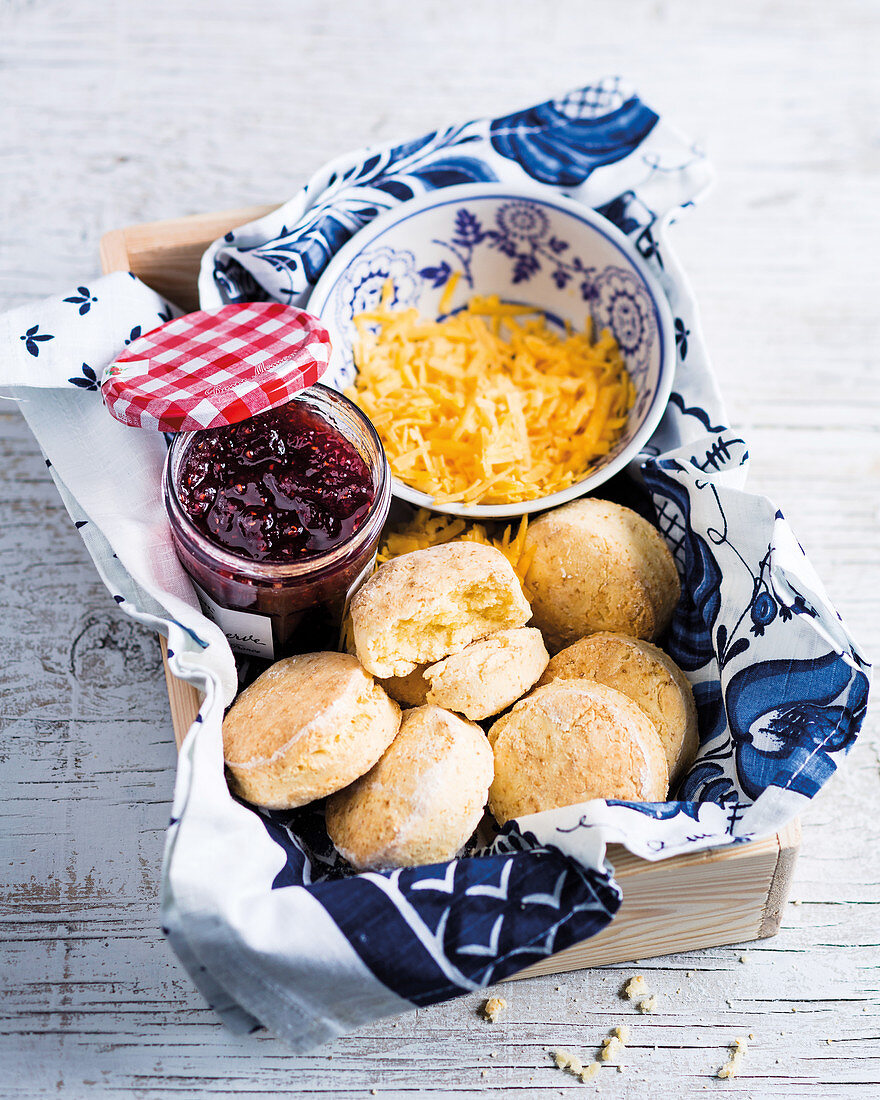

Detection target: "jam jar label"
[191, 580, 275, 660]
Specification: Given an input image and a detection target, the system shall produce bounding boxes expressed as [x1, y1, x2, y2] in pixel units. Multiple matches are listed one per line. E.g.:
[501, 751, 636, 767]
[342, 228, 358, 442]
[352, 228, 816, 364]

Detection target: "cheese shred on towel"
[345, 287, 635, 506]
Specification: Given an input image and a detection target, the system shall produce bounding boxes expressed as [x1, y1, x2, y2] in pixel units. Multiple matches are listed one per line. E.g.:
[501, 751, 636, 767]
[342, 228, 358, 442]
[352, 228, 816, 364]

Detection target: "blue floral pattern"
[63, 286, 98, 315]
[336, 246, 422, 321]
[674, 317, 690, 359]
[20, 324, 54, 357]
[200, 80, 666, 310]
[424, 203, 602, 295]
[489, 80, 659, 186]
[591, 266, 656, 402]
[68, 362, 99, 391]
[209, 128, 499, 306]
[637, 442, 870, 812]
[726, 652, 867, 801]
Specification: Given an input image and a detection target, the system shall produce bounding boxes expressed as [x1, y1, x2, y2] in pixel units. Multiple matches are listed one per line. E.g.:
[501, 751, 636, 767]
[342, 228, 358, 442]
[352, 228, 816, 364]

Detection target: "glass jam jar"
[164, 384, 390, 660]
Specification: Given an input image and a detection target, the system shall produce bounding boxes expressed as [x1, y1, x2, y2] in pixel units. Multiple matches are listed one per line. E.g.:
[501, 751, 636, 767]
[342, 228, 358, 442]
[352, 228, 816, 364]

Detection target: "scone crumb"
[551, 1049, 600, 1083]
[717, 1036, 748, 1079]
[552, 1049, 581, 1075]
[637, 994, 658, 1014]
[580, 1061, 600, 1082]
[600, 1025, 629, 1063]
[623, 974, 650, 1001]
[481, 996, 507, 1023]
[600, 1036, 623, 1062]
[739, 955, 748, 963]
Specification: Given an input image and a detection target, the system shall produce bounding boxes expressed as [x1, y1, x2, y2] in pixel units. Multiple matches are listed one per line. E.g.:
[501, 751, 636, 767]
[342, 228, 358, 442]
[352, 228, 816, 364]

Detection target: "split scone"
[350, 541, 530, 678]
[540, 632, 698, 784]
[522, 498, 680, 652]
[425, 627, 549, 720]
[487, 679, 668, 824]
[222, 652, 400, 809]
[326, 704, 494, 870]
[380, 627, 549, 720]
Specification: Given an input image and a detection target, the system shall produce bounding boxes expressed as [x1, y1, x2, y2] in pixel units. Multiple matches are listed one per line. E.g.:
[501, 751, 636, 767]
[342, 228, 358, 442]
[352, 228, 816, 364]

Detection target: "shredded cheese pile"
[377, 508, 533, 586]
[346, 282, 634, 506]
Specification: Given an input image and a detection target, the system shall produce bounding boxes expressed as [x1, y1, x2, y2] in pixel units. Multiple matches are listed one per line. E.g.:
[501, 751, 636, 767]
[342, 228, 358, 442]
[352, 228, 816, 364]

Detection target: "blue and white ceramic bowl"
[308, 183, 675, 519]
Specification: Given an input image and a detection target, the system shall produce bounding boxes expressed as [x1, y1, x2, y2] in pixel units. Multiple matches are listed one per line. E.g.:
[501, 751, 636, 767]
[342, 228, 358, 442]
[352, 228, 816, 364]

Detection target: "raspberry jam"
[178, 401, 376, 564]
[165, 386, 390, 660]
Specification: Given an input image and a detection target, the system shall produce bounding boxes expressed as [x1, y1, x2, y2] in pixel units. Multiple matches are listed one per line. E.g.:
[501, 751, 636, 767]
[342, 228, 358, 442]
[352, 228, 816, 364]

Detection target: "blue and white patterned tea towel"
[0, 77, 869, 1051]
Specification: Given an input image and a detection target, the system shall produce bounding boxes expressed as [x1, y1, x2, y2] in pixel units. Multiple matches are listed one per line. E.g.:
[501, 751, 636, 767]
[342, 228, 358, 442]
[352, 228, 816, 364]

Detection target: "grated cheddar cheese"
[377, 508, 533, 586]
[345, 286, 634, 506]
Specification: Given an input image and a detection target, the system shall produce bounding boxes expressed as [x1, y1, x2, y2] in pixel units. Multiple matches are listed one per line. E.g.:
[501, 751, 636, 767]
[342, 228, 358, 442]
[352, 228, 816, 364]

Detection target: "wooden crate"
[100, 207, 801, 979]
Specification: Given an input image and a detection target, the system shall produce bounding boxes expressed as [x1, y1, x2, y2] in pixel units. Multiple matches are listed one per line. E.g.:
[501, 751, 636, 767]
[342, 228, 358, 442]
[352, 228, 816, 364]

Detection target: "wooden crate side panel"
[158, 637, 202, 750]
[760, 815, 802, 936]
[510, 820, 801, 979]
[100, 204, 279, 313]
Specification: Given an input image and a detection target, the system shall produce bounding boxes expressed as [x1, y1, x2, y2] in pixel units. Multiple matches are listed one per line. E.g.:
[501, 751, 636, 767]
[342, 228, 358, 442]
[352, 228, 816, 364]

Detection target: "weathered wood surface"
[1, 1, 878, 1097]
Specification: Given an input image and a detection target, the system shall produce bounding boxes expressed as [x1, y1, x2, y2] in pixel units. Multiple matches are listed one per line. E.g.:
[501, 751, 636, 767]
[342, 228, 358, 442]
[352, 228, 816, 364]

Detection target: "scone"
[326, 704, 494, 870]
[540, 632, 699, 784]
[350, 541, 531, 678]
[223, 652, 400, 809]
[425, 627, 550, 720]
[487, 679, 668, 824]
[523, 498, 680, 652]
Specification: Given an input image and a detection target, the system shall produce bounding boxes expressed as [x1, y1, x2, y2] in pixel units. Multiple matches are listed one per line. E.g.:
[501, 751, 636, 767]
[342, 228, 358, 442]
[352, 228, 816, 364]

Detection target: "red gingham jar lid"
[101, 303, 332, 432]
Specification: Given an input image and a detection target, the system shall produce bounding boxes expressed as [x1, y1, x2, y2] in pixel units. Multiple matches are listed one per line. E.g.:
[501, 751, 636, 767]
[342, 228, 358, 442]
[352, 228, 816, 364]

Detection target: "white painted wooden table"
[2, 2, 878, 1096]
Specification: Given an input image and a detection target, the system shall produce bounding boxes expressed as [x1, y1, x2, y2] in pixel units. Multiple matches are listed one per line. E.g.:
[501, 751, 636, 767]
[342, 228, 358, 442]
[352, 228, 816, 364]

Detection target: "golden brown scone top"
[426, 626, 550, 721]
[540, 632, 698, 785]
[326, 704, 494, 870]
[523, 497, 680, 653]
[350, 540, 531, 678]
[488, 679, 669, 824]
[223, 651, 400, 810]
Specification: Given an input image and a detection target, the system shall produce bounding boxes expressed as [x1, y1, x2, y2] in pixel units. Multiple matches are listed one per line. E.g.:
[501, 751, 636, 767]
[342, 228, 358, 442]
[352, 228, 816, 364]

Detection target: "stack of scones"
[222, 498, 697, 871]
